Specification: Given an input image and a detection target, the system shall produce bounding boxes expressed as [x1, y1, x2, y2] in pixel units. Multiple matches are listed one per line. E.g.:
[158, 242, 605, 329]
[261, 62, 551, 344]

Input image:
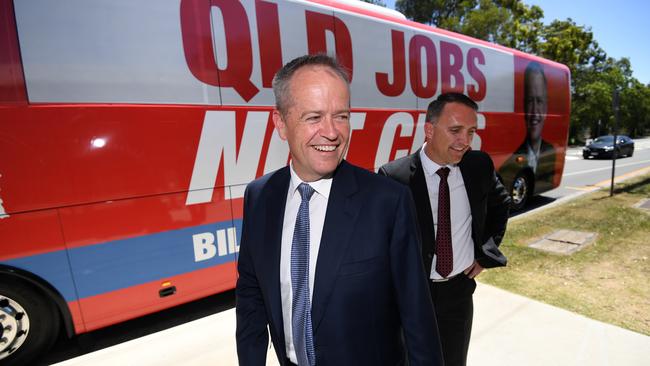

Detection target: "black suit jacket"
[236, 160, 443, 366]
[379, 150, 511, 275]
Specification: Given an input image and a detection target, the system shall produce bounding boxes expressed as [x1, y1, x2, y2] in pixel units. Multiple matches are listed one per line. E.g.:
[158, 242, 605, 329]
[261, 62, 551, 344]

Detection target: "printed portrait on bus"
[498, 61, 559, 208]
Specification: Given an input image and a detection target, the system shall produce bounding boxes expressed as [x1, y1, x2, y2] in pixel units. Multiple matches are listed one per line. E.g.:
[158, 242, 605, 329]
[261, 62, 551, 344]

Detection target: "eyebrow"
[299, 109, 350, 119]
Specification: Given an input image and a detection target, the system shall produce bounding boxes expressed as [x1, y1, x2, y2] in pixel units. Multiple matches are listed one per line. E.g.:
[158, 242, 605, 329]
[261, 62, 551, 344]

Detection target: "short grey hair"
[272, 54, 350, 116]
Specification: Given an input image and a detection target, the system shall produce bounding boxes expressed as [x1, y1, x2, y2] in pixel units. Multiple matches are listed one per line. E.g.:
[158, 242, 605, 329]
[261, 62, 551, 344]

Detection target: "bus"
[0, 0, 570, 363]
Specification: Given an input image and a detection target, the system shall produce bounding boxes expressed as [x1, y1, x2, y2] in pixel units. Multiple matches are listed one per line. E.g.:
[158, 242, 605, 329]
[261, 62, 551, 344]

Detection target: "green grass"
[479, 174, 650, 335]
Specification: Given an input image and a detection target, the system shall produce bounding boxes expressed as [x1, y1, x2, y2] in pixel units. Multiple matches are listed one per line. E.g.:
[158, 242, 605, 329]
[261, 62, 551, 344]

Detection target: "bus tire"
[510, 172, 530, 211]
[0, 279, 61, 366]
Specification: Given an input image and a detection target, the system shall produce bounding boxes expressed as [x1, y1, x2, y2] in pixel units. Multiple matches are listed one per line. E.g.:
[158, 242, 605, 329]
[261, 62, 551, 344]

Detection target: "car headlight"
[604, 146, 614, 151]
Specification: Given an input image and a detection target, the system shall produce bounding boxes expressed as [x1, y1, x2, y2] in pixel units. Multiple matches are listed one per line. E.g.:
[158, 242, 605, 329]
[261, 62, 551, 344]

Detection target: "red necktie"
[436, 167, 453, 278]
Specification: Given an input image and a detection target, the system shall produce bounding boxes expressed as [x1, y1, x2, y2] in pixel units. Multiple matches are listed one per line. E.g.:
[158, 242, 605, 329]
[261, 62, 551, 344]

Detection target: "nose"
[320, 116, 338, 140]
[531, 100, 543, 116]
[458, 131, 472, 146]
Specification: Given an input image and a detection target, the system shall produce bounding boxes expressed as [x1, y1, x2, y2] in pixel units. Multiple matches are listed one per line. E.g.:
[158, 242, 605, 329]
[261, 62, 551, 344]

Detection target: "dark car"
[583, 135, 635, 159]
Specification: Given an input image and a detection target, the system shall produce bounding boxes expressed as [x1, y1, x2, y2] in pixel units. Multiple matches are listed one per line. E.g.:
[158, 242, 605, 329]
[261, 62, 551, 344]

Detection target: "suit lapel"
[311, 161, 361, 332]
[409, 152, 435, 265]
[259, 167, 290, 346]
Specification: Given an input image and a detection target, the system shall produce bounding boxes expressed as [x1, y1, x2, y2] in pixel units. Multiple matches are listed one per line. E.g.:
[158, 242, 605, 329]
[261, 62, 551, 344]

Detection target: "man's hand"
[463, 261, 484, 279]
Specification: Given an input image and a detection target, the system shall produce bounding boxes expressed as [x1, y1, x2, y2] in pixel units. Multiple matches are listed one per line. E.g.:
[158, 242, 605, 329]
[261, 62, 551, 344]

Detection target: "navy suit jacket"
[379, 150, 511, 276]
[236, 160, 443, 366]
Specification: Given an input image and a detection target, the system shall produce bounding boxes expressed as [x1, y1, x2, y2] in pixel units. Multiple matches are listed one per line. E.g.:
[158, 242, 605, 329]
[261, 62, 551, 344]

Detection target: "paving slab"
[53, 283, 650, 366]
[469, 283, 650, 366]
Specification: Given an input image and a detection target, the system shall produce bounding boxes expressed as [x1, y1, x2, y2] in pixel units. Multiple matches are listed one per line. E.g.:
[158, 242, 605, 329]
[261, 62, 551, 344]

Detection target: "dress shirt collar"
[288, 161, 333, 200]
[420, 142, 458, 177]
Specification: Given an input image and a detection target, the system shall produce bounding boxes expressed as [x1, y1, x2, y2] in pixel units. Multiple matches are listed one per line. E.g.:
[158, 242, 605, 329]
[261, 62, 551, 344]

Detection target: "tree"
[396, 0, 544, 52]
[360, 0, 387, 7]
[539, 19, 605, 78]
[396, 0, 477, 27]
[395, 0, 648, 140]
[620, 79, 650, 137]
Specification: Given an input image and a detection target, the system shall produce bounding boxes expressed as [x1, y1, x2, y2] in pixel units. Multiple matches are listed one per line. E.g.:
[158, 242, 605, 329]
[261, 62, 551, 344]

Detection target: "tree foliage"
[360, 0, 387, 7]
[395, 0, 650, 140]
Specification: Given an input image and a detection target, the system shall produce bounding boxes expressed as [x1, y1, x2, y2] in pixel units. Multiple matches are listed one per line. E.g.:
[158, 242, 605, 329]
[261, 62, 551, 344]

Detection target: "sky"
[382, 0, 650, 85]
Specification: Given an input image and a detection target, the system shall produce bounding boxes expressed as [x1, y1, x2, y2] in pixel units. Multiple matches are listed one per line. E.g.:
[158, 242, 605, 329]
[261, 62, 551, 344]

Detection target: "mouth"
[450, 145, 468, 153]
[313, 145, 338, 152]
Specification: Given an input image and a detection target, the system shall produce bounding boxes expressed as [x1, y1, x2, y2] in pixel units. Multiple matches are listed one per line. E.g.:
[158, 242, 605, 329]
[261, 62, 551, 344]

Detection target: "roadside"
[469, 283, 649, 366]
[480, 173, 650, 336]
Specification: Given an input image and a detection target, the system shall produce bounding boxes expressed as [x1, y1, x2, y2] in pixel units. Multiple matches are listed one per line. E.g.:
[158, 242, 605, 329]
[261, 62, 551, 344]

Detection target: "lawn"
[479, 174, 650, 335]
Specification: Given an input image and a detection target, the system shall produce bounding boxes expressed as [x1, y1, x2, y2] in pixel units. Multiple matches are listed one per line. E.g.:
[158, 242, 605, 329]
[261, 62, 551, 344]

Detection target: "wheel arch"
[521, 167, 536, 194]
[0, 264, 75, 338]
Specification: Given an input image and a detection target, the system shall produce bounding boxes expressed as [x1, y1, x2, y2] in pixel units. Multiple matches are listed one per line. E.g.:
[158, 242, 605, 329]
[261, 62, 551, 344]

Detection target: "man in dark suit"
[236, 54, 442, 366]
[499, 61, 557, 206]
[379, 93, 511, 366]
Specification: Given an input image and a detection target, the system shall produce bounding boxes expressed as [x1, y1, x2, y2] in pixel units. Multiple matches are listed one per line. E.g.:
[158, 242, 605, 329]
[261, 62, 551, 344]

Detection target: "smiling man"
[236, 54, 442, 366]
[380, 92, 511, 366]
[499, 61, 558, 209]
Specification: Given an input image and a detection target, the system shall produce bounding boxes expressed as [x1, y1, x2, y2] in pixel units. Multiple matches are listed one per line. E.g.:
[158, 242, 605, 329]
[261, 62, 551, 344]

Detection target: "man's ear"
[272, 109, 288, 141]
[424, 122, 434, 142]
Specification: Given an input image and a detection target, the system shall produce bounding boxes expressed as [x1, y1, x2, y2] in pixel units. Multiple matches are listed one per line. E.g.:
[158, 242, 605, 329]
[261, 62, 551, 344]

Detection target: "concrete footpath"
[53, 282, 650, 366]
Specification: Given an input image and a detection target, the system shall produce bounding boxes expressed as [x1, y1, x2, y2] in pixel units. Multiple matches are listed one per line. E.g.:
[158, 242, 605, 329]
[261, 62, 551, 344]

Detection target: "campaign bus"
[0, 0, 570, 363]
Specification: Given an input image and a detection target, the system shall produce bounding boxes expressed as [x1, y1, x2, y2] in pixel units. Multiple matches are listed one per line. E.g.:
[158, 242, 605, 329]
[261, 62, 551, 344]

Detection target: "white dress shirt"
[526, 142, 540, 173]
[420, 144, 475, 280]
[280, 162, 332, 363]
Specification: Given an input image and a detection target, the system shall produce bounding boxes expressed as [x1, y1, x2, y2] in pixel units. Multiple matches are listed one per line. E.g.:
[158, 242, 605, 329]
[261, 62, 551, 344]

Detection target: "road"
[515, 137, 650, 214]
[38, 138, 650, 365]
[547, 136, 650, 199]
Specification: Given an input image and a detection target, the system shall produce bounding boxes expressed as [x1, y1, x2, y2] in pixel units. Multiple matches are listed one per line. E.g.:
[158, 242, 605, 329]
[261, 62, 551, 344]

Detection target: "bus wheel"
[510, 173, 530, 211]
[0, 280, 61, 366]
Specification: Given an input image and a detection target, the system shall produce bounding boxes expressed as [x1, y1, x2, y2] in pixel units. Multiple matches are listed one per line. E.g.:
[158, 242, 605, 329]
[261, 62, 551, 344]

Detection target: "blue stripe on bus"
[2, 219, 242, 301]
[2, 251, 79, 301]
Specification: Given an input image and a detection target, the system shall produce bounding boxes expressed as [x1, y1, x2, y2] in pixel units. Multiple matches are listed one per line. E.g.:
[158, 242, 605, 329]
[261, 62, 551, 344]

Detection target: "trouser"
[429, 273, 476, 366]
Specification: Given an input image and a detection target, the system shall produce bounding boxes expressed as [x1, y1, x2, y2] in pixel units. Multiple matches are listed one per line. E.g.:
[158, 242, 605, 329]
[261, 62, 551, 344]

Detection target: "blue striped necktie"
[292, 183, 316, 366]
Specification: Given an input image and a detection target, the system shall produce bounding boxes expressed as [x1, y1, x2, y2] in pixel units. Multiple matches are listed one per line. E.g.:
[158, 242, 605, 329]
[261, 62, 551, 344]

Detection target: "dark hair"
[425, 92, 478, 123]
[524, 61, 547, 93]
[272, 54, 350, 116]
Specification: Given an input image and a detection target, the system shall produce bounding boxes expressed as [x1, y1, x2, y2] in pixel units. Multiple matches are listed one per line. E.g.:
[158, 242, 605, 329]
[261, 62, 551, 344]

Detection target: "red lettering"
[467, 48, 486, 101]
[376, 30, 406, 97]
[256, 0, 282, 88]
[180, 0, 259, 101]
[440, 41, 464, 94]
[305, 11, 354, 81]
[409, 35, 437, 98]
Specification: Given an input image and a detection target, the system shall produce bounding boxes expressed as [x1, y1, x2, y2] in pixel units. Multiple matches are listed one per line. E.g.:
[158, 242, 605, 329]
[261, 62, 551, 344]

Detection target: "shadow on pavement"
[36, 290, 236, 365]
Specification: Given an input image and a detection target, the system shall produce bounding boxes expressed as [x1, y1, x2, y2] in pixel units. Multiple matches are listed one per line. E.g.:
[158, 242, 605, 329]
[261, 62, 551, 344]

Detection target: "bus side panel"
[0, 107, 207, 214]
[78, 262, 237, 332]
[0, 0, 27, 105]
[0, 209, 84, 331]
[59, 188, 239, 329]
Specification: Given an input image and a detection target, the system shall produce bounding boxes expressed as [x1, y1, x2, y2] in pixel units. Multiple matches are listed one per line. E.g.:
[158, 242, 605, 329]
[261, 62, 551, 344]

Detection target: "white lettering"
[193, 227, 239, 262]
[470, 113, 486, 151]
[263, 128, 290, 175]
[227, 227, 239, 254]
[186, 111, 268, 205]
[345, 112, 366, 159]
[0, 198, 8, 219]
[193, 232, 216, 262]
[374, 112, 415, 171]
[216, 229, 228, 256]
[410, 113, 426, 154]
